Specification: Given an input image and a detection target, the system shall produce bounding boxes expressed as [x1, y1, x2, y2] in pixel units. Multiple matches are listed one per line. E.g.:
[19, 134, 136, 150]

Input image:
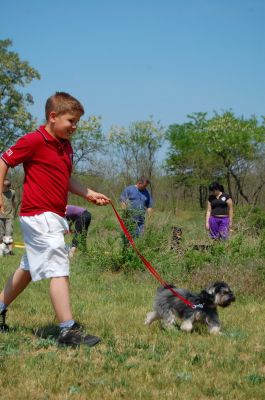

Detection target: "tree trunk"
[229, 168, 250, 204]
[199, 185, 208, 209]
[226, 171, 233, 198]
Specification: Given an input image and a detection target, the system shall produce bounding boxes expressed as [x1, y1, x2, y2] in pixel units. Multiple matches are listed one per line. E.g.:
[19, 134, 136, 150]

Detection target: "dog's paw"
[209, 326, 221, 335]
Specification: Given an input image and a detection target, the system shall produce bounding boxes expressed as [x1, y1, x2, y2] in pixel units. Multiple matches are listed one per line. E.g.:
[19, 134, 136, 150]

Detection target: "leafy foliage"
[0, 39, 40, 152]
[166, 111, 265, 204]
[109, 118, 165, 183]
[71, 115, 106, 172]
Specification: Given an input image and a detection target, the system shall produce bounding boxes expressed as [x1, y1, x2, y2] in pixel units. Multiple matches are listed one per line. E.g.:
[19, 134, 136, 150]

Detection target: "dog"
[192, 244, 212, 251]
[171, 226, 183, 249]
[0, 236, 13, 256]
[144, 281, 235, 334]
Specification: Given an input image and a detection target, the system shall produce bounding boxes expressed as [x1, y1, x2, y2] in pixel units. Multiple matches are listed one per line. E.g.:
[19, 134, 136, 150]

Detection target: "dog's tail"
[156, 284, 176, 293]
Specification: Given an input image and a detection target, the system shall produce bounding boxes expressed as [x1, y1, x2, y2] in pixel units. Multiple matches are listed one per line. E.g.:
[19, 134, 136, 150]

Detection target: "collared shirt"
[1, 126, 73, 217]
[120, 185, 153, 221]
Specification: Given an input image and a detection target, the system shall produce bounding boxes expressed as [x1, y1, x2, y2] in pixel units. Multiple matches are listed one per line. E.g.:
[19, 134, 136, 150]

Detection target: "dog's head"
[172, 227, 182, 239]
[200, 281, 235, 308]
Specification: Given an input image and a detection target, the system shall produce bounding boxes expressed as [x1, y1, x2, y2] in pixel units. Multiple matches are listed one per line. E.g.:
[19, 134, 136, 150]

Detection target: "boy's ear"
[48, 111, 57, 123]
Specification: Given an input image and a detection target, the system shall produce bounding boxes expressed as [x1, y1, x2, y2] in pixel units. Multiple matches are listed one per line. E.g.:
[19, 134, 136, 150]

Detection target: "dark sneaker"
[0, 309, 9, 332]
[57, 322, 101, 347]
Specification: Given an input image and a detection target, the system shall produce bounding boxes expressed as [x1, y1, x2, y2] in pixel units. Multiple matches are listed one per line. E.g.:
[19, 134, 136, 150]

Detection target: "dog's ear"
[205, 285, 216, 295]
[200, 289, 215, 305]
[212, 281, 229, 292]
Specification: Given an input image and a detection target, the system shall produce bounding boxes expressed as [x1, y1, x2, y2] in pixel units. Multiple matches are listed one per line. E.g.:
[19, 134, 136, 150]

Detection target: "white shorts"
[19, 212, 69, 282]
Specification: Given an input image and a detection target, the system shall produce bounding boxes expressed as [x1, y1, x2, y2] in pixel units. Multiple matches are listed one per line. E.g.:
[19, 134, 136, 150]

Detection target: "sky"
[1, 0, 264, 138]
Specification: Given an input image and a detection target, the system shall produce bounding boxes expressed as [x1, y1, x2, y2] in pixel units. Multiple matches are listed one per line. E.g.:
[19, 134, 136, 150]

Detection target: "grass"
[1, 205, 265, 399]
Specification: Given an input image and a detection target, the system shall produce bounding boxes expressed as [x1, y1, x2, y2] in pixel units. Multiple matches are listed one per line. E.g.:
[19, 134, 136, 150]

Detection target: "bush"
[235, 206, 265, 234]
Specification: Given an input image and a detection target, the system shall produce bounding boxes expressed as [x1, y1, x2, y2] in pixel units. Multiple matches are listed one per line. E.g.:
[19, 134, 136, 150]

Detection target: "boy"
[0, 178, 16, 255]
[0, 92, 110, 347]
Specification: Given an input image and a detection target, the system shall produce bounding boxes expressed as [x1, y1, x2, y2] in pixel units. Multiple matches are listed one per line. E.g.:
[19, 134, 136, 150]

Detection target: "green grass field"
[1, 206, 265, 399]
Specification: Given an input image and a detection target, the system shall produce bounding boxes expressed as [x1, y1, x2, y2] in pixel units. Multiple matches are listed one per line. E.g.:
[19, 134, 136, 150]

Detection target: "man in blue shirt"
[120, 176, 153, 238]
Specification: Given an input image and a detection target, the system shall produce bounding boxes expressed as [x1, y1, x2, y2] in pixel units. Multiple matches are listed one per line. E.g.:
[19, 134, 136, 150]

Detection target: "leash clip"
[192, 304, 204, 310]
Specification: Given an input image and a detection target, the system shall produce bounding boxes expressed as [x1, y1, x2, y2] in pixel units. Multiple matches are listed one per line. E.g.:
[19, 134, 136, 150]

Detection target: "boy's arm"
[0, 159, 9, 213]
[69, 177, 110, 206]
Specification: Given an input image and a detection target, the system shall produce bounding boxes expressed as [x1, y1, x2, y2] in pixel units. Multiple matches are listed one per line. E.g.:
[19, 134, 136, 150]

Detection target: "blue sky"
[1, 0, 264, 135]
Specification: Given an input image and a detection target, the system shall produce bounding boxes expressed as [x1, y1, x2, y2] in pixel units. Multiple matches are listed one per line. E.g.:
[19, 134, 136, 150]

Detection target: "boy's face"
[47, 112, 81, 140]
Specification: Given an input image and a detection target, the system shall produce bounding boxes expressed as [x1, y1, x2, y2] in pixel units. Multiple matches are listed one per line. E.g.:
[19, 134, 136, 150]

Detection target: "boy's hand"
[86, 190, 110, 206]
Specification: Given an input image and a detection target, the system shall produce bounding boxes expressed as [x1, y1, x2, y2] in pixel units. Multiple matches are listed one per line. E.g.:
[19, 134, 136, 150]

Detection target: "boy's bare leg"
[0, 268, 31, 305]
[49, 277, 73, 323]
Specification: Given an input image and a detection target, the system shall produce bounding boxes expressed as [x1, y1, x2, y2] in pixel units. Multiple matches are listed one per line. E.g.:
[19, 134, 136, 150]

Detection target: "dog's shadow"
[159, 322, 208, 335]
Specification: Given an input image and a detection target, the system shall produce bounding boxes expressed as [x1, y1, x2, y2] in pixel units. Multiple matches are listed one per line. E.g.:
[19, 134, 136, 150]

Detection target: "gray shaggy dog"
[145, 281, 235, 334]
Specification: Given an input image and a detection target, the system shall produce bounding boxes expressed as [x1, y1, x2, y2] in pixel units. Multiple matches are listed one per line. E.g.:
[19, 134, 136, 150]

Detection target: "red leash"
[110, 202, 203, 309]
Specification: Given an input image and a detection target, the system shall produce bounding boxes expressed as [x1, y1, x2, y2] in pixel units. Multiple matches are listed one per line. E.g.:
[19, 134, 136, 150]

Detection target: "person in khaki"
[0, 178, 16, 255]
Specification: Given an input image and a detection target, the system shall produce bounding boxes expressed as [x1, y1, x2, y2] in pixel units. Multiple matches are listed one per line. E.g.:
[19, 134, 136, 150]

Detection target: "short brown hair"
[45, 92, 84, 120]
[137, 176, 150, 184]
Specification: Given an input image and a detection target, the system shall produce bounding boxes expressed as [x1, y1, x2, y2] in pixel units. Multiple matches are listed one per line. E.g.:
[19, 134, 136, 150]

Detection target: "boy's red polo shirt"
[1, 126, 73, 217]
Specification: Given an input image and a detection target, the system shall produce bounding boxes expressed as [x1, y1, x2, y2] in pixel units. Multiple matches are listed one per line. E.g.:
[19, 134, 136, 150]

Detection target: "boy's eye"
[69, 119, 79, 125]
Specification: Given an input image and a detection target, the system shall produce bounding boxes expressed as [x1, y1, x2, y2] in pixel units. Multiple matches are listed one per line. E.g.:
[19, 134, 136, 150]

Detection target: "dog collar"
[192, 304, 204, 309]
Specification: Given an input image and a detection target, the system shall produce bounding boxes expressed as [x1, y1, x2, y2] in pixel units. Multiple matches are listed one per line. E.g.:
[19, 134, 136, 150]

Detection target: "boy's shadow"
[33, 324, 60, 339]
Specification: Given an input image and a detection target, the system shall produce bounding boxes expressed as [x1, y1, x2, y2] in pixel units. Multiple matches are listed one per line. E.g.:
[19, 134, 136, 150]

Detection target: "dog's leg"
[144, 311, 160, 325]
[162, 310, 176, 329]
[206, 314, 221, 335]
[180, 318, 193, 333]
[208, 325, 221, 335]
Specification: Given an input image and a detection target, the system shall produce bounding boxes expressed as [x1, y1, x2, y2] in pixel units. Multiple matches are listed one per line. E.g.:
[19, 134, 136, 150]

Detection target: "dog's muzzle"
[221, 294, 236, 307]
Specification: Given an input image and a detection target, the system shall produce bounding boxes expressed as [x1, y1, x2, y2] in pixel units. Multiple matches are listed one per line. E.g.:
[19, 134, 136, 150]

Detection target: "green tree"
[166, 112, 265, 205]
[0, 39, 40, 152]
[109, 118, 165, 184]
[71, 115, 106, 172]
[166, 113, 221, 208]
[204, 111, 265, 203]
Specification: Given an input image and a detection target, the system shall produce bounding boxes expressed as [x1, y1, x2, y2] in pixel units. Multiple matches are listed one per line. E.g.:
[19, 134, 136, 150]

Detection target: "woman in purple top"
[65, 205, 91, 257]
[205, 182, 233, 240]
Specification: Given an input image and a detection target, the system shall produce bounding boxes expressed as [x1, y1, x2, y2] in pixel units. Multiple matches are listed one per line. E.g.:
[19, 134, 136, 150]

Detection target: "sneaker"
[0, 309, 9, 332]
[57, 322, 101, 347]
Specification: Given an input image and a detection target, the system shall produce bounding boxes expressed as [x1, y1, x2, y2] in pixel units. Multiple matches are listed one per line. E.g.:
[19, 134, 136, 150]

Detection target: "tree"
[109, 118, 165, 185]
[203, 112, 265, 203]
[166, 112, 265, 205]
[0, 39, 40, 152]
[166, 113, 222, 208]
[71, 115, 106, 172]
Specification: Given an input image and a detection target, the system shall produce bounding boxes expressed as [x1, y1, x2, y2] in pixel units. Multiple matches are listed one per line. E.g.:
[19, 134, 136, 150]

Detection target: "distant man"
[120, 176, 153, 238]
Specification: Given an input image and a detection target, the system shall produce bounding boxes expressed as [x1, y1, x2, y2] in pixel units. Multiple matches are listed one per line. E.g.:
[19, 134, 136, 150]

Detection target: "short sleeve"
[120, 187, 129, 203]
[1, 136, 34, 167]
